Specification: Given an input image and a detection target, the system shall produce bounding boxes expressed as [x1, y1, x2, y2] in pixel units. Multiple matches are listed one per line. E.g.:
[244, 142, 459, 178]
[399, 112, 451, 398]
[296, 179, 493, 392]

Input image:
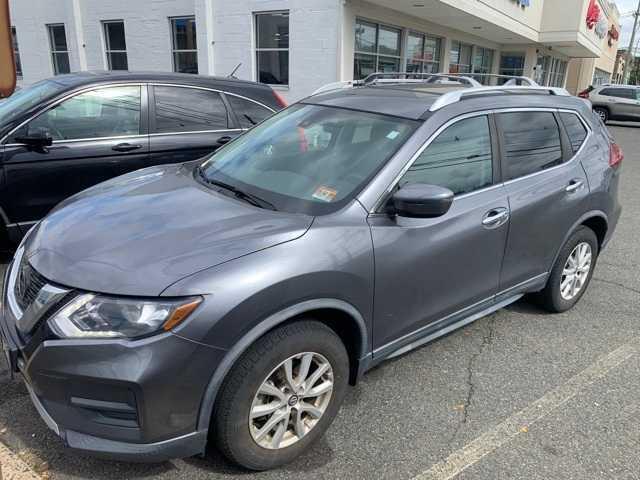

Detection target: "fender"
[548, 210, 608, 274]
[195, 298, 369, 432]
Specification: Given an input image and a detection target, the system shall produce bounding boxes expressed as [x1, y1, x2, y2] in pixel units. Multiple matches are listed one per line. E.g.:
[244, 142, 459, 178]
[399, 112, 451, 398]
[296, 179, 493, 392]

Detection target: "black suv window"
[16, 86, 141, 141]
[600, 88, 637, 99]
[153, 86, 228, 133]
[559, 112, 588, 154]
[497, 111, 563, 181]
[227, 95, 273, 129]
[399, 115, 493, 195]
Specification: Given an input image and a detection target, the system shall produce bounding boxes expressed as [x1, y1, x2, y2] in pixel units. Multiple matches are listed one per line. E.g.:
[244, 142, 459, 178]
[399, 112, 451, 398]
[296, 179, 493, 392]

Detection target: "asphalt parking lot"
[1, 123, 640, 480]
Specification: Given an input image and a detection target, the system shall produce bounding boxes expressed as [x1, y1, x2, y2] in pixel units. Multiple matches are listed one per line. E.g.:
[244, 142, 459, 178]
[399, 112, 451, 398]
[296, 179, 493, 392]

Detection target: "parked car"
[581, 84, 640, 123]
[0, 71, 286, 242]
[0, 75, 621, 470]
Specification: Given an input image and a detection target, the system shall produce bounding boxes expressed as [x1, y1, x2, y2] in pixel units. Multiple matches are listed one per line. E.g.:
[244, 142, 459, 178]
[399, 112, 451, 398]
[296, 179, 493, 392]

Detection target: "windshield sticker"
[386, 130, 400, 140]
[312, 186, 338, 203]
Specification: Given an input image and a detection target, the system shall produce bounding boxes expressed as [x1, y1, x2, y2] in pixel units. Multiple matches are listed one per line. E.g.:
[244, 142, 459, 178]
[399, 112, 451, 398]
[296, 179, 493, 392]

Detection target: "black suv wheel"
[212, 320, 349, 470]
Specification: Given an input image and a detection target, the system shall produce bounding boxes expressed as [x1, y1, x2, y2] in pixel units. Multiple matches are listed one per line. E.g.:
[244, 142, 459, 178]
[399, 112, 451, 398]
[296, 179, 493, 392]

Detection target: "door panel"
[3, 137, 149, 222]
[1, 84, 149, 223]
[496, 110, 590, 291]
[148, 85, 242, 165]
[369, 187, 509, 350]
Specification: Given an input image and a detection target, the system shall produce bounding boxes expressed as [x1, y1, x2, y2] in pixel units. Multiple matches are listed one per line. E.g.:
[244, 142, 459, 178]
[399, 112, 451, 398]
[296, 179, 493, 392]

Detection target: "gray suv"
[584, 84, 640, 123]
[0, 75, 622, 470]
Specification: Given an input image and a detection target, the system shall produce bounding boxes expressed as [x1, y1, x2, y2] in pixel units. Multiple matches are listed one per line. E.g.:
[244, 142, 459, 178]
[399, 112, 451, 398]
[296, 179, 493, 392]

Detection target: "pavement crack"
[592, 276, 640, 296]
[444, 316, 496, 456]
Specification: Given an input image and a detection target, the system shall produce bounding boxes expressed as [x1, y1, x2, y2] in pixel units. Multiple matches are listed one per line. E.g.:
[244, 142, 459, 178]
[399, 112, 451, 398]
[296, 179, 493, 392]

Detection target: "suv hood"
[24, 163, 313, 296]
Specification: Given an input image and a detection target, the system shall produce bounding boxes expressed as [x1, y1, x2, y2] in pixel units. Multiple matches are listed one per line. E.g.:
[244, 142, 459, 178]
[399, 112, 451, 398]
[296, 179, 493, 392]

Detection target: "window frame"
[405, 30, 442, 74]
[102, 20, 128, 71]
[371, 108, 592, 213]
[354, 18, 403, 80]
[11, 27, 22, 78]
[449, 40, 473, 74]
[169, 16, 198, 74]
[254, 10, 290, 87]
[46, 23, 71, 75]
[8, 83, 148, 145]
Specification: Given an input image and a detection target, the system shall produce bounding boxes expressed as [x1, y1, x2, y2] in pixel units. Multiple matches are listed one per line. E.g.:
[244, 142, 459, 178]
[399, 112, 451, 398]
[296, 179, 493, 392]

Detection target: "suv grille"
[14, 259, 48, 312]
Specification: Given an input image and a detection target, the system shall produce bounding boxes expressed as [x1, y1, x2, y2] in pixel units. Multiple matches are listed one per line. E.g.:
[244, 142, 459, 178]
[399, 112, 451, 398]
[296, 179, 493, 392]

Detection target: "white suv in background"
[580, 84, 640, 123]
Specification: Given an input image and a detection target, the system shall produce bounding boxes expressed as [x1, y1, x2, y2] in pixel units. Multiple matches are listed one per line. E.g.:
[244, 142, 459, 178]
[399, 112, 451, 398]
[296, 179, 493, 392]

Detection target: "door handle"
[482, 208, 509, 228]
[565, 179, 584, 193]
[112, 143, 142, 152]
[215, 136, 233, 146]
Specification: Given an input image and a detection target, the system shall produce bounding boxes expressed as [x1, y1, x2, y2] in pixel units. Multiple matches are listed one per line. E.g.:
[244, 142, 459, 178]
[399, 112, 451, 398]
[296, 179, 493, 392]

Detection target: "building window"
[170, 17, 198, 74]
[47, 24, 70, 75]
[499, 53, 525, 83]
[547, 58, 567, 87]
[472, 47, 494, 84]
[354, 19, 402, 80]
[406, 32, 441, 74]
[255, 11, 289, 86]
[11, 27, 22, 78]
[592, 68, 611, 86]
[449, 41, 473, 74]
[103, 20, 128, 70]
[534, 53, 552, 85]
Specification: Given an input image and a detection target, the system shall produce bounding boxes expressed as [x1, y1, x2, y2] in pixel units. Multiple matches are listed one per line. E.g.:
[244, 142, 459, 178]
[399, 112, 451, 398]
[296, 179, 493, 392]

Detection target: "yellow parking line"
[412, 338, 640, 480]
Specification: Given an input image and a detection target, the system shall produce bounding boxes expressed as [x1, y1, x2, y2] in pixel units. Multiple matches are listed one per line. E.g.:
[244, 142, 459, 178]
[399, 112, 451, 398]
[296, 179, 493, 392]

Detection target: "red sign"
[586, 0, 600, 29]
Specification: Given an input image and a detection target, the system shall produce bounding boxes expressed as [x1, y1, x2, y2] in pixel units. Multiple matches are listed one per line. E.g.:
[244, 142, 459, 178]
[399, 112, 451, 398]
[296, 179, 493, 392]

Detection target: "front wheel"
[212, 320, 349, 470]
[536, 227, 598, 313]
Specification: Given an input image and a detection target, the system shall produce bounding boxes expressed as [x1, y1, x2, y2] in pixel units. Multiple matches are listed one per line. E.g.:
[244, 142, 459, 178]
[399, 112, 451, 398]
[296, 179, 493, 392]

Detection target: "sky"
[617, 0, 640, 49]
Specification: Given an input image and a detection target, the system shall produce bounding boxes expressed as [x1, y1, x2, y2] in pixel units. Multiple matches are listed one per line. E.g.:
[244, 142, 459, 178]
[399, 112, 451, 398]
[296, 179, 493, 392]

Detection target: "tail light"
[609, 142, 623, 168]
[578, 90, 590, 99]
[272, 90, 288, 109]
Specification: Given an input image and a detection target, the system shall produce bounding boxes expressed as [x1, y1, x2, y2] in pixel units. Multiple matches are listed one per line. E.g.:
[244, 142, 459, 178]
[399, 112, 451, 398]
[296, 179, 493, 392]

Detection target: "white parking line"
[412, 338, 640, 480]
[0, 441, 41, 480]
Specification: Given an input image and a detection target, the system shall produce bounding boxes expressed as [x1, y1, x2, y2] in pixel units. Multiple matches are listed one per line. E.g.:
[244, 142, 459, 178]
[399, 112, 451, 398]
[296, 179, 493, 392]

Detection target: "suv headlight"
[48, 294, 202, 339]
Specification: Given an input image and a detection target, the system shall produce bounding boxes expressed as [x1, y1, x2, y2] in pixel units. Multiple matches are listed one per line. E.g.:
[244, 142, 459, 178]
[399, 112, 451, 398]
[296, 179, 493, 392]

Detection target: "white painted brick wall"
[9, 0, 341, 101]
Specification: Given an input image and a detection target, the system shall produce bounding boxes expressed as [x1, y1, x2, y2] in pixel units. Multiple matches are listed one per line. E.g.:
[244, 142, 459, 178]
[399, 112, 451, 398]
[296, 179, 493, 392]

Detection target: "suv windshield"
[198, 104, 417, 215]
[0, 80, 65, 127]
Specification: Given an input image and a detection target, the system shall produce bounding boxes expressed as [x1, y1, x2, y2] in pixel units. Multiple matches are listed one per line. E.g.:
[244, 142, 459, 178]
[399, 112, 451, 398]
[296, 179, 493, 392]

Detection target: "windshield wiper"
[196, 166, 277, 211]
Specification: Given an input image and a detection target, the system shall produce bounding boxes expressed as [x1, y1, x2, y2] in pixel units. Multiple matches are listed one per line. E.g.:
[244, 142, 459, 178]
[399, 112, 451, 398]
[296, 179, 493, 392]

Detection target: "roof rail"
[312, 80, 364, 95]
[362, 72, 482, 87]
[429, 86, 571, 112]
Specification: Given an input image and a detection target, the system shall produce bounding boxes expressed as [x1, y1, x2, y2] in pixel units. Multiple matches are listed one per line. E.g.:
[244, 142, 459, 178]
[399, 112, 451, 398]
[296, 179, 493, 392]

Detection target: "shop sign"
[595, 16, 608, 39]
[586, 0, 600, 29]
[608, 24, 620, 46]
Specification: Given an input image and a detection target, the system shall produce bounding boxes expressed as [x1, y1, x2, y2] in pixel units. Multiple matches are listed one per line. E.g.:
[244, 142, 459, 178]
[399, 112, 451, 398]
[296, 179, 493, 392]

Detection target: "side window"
[399, 115, 493, 195]
[153, 86, 228, 133]
[600, 88, 633, 99]
[497, 111, 562, 180]
[559, 112, 588, 154]
[226, 95, 273, 129]
[17, 86, 141, 141]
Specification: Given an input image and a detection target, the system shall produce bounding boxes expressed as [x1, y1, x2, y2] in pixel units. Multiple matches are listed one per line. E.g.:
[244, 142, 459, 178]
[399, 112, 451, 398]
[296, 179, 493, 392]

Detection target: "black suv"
[0, 71, 285, 242]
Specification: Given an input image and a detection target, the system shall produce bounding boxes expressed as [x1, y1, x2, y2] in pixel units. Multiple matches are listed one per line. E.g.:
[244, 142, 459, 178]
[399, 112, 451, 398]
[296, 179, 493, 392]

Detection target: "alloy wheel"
[249, 352, 334, 450]
[560, 242, 592, 301]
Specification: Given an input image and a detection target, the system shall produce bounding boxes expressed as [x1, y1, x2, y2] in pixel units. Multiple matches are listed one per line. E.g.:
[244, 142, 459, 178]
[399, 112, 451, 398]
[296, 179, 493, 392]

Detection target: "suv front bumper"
[0, 266, 224, 463]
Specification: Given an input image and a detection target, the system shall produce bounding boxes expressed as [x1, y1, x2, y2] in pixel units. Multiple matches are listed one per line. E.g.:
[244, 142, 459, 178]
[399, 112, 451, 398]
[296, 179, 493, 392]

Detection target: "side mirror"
[14, 127, 53, 150]
[388, 183, 454, 218]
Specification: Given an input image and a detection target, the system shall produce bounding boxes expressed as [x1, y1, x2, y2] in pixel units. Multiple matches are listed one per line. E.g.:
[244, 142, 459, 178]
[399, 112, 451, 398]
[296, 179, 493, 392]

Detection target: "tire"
[594, 107, 609, 124]
[212, 320, 349, 471]
[536, 226, 599, 313]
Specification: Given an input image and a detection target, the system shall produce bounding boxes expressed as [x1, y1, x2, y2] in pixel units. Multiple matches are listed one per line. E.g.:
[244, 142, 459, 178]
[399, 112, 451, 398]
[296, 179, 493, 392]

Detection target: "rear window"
[497, 111, 563, 181]
[559, 112, 588, 154]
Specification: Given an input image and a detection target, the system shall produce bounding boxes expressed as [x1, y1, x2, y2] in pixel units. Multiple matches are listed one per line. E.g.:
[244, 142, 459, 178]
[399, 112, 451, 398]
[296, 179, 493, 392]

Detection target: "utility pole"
[624, 0, 640, 84]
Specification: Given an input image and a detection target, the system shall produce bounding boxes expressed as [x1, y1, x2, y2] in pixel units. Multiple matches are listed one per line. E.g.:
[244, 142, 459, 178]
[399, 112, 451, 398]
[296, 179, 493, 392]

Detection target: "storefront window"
[499, 53, 525, 83]
[592, 68, 611, 86]
[354, 19, 401, 80]
[548, 58, 568, 87]
[406, 32, 441, 74]
[449, 41, 472, 73]
[534, 54, 552, 85]
[255, 11, 290, 86]
[472, 47, 494, 84]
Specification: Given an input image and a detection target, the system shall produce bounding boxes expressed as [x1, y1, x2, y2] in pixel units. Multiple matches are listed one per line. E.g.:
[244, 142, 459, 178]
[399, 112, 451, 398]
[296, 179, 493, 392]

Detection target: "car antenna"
[228, 63, 242, 79]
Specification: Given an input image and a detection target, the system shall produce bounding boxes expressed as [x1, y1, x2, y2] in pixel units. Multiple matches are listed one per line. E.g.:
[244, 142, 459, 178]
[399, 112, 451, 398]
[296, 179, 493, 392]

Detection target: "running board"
[386, 294, 523, 360]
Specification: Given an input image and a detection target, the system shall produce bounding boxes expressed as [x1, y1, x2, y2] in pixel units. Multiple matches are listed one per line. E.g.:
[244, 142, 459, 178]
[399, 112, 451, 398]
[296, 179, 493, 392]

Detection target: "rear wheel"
[212, 320, 349, 470]
[593, 107, 609, 123]
[536, 227, 598, 313]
